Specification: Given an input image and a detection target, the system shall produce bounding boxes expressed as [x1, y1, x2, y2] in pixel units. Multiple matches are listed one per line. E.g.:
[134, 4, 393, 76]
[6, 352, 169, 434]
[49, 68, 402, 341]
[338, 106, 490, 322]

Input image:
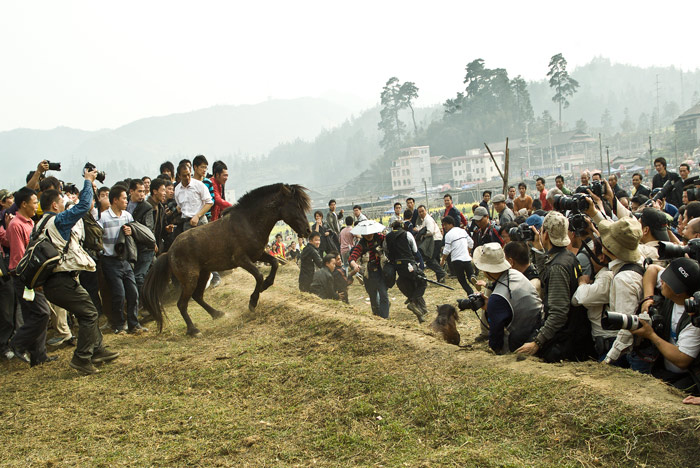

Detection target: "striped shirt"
[348, 233, 385, 269]
[97, 207, 134, 257]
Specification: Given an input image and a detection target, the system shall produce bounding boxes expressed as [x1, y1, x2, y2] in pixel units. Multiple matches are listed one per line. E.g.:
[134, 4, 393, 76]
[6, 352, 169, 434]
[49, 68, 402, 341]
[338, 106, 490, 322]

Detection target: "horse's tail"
[142, 252, 171, 332]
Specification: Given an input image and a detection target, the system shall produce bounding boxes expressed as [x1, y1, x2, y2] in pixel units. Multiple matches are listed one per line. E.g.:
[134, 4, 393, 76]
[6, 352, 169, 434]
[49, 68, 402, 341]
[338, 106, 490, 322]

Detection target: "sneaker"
[474, 334, 489, 343]
[47, 335, 74, 347]
[128, 325, 148, 334]
[92, 348, 120, 364]
[70, 356, 99, 375]
[113, 327, 127, 335]
[437, 276, 446, 284]
[32, 355, 59, 367]
[3, 349, 15, 360]
[469, 276, 478, 285]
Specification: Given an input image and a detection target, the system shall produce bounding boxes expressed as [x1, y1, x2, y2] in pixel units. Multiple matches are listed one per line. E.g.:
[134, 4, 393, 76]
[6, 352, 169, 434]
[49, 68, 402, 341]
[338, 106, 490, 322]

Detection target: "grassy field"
[2, 265, 700, 467]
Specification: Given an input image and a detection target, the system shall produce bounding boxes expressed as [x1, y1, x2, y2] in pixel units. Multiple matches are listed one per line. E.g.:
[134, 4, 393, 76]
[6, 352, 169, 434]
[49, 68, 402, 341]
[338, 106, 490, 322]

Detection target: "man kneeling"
[472, 243, 542, 354]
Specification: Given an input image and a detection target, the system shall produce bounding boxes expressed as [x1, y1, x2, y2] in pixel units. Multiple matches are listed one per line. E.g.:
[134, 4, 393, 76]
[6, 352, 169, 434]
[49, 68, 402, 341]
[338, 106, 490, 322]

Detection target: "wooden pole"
[502, 137, 510, 195]
[484, 143, 505, 181]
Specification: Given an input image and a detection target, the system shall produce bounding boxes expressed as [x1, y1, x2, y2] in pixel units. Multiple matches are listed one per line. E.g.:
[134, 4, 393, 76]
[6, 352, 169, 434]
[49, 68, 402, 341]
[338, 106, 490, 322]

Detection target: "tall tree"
[400, 81, 420, 136]
[547, 53, 580, 128]
[600, 108, 613, 135]
[620, 107, 635, 133]
[511, 75, 534, 125]
[378, 77, 406, 154]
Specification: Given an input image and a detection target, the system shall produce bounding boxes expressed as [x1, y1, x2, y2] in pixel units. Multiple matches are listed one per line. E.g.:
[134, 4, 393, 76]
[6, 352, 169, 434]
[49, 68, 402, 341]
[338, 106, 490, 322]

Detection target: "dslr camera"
[601, 298, 664, 335]
[83, 162, 106, 183]
[46, 161, 61, 171]
[657, 239, 700, 262]
[457, 293, 486, 311]
[508, 223, 535, 242]
[553, 193, 590, 213]
[567, 213, 589, 236]
[686, 291, 700, 328]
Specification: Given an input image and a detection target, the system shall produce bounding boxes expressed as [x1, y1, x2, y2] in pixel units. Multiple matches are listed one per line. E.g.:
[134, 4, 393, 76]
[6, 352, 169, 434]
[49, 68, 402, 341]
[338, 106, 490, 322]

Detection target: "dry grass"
[1, 264, 700, 467]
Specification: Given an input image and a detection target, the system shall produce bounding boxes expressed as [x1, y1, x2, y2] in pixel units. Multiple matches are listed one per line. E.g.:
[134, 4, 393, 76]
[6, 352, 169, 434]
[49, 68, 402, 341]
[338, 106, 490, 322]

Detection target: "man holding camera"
[471, 243, 542, 354]
[633, 258, 700, 393]
[517, 211, 592, 362]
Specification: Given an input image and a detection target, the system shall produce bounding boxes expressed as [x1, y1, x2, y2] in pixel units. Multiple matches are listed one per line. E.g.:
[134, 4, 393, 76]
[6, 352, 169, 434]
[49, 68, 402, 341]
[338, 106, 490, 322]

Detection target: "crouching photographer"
[460, 243, 542, 354]
[629, 258, 700, 393]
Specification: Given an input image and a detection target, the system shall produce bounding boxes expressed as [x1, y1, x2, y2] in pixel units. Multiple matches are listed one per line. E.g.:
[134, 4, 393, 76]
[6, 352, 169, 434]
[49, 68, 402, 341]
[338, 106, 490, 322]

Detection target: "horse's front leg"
[238, 255, 265, 312]
[259, 252, 279, 292]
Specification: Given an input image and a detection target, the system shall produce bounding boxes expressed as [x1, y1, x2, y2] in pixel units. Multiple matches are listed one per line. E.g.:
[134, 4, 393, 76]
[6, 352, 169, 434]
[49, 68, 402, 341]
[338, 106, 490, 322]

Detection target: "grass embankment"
[1, 266, 699, 467]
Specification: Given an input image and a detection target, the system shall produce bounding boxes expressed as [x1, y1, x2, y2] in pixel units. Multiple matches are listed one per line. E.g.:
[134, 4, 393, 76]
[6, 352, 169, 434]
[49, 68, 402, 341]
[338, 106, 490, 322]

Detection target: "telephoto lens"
[457, 293, 486, 311]
[601, 310, 643, 331]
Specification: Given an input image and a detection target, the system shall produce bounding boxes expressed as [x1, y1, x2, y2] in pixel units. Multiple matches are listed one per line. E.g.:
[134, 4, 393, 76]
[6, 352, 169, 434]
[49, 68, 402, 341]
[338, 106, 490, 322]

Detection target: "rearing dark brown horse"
[141, 183, 311, 336]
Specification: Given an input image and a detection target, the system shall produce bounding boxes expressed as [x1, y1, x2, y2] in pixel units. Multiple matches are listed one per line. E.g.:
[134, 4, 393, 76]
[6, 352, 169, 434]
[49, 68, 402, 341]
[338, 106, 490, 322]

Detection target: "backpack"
[15, 214, 70, 289]
[82, 212, 104, 253]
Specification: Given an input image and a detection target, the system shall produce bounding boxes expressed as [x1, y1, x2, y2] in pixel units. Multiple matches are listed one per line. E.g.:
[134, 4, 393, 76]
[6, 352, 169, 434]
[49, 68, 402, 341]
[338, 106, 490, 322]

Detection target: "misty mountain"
[0, 97, 357, 189]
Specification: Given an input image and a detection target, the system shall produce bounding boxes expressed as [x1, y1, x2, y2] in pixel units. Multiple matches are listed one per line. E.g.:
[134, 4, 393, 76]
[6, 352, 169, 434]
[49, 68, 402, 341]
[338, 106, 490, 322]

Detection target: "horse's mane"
[222, 183, 311, 216]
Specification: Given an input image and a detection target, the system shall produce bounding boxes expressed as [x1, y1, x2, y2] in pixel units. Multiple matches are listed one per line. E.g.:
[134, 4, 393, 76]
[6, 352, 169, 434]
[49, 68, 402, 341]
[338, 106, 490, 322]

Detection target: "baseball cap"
[492, 194, 506, 203]
[473, 242, 511, 273]
[472, 206, 489, 221]
[542, 211, 570, 247]
[661, 258, 700, 295]
[640, 208, 670, 242]
[525, 214, 544, 230]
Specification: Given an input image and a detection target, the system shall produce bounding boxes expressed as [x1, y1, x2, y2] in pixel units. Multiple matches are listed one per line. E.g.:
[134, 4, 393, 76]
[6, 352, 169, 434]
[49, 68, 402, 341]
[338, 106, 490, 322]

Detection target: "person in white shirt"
[174, 162, 213, 231]
[413, 205, 445, 282]
[440, 215, 475, 294]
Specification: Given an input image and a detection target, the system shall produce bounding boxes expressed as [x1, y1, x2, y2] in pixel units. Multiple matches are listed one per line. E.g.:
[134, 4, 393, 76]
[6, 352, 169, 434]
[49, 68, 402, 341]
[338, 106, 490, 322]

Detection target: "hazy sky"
[2, 0, 699, 132]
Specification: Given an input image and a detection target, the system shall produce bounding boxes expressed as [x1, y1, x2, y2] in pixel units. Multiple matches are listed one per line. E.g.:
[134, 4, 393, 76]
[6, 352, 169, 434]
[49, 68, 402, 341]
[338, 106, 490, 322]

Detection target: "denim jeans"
[133, 249, 155, 293]
[364, 268, 390, 319]
[101, 256, 140, 330]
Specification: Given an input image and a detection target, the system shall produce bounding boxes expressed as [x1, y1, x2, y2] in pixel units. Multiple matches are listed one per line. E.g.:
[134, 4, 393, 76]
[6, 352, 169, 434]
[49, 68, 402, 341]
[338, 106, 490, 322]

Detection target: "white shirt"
[416, 214, 442, 241]
[174, 179, 212, 218]
[572, 267, 618, 339]
[666, 302, 700, 373]
[608, 259, 644, 316]
[442, 227, 473, 261]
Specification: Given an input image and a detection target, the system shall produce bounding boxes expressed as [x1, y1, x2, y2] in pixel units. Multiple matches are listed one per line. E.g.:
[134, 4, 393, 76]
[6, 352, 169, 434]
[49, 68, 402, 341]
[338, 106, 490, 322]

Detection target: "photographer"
[503, 241, 541, 297]
[471, 243, 542, 354]
[39, 169, 119, 375]
[638, 208, 672, 266]
[516, 211, 593, 362]
[632, 258, 700, 393]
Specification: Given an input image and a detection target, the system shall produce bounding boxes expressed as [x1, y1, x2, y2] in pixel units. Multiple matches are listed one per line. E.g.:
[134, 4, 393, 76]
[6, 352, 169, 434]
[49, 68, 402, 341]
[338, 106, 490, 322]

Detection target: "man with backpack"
[38, 168, 119, 374]
[7, 187, 55, 367]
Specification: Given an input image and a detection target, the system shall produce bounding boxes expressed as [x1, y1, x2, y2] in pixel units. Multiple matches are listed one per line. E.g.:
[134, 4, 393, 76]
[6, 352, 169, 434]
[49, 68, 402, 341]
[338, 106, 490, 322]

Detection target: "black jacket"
[115, 221, 157, 264]
[310, 267, 338, 300]
[299, 245, 322, 292]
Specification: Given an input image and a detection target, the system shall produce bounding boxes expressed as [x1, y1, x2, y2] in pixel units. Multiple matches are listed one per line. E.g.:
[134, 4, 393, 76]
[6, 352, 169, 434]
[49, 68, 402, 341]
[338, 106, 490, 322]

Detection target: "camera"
[83, 162, 106, 183]
[686, 291, 700, 327]
[508, 223, 535, 242]
[601, 305, 664, 334]
[657, 239, 700, 262]
[47, 161, 61, 171]
[651, 176, 680, 202]
[165, 198, 178, 213]
[590, 180, 606, 198]
[567, 213, 589, 236]
[457, 293, 486, 311]
[553, 193, 590, 213]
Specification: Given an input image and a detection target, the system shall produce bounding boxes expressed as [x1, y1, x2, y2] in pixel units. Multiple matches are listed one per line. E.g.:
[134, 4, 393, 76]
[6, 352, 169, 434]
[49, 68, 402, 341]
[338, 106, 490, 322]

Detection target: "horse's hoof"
[187, 328, 202, 338]
[211, 310, 226, 320]
[248, 304, 256, 313]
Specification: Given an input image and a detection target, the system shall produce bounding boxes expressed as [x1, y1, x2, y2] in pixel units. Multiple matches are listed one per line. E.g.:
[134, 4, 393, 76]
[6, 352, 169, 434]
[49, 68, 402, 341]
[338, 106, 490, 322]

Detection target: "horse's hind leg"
[259, 252, 279, 292]
[177, 273, 201, 337]
[192, 271, 226, 320]
[238, 256, 264, 312]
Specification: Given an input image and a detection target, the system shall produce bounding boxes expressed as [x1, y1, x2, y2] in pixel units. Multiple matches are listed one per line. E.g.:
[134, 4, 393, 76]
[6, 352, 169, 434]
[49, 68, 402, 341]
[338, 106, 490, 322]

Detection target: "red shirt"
[210, 179, 233, 221]
[7, 213, 34, 270]
[539, 189, 553, 211]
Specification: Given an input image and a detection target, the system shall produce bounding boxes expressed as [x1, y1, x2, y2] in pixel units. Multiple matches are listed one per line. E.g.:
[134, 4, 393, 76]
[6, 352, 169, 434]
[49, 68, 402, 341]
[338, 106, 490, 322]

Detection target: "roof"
[674, 103, 700, 123]
[548, 130, 596, 147]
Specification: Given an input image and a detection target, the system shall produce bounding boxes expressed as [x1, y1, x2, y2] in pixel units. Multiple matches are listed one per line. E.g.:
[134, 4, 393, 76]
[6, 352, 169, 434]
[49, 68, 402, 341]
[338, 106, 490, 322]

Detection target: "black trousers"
[10, 277, 50, 365]
[421, 246, 445, 280]
[80, 269, 103, 315]
[395, 264, 426, 303]
[0, 276, 18, 352]
[44, 272, 104, 361]
[451, 260, 474, 295]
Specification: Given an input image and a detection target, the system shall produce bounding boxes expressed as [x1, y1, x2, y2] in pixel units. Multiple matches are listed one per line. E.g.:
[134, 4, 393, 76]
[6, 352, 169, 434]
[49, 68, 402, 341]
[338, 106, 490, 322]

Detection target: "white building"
[451, 149, 504, 187]
[390, 146, 432, 192]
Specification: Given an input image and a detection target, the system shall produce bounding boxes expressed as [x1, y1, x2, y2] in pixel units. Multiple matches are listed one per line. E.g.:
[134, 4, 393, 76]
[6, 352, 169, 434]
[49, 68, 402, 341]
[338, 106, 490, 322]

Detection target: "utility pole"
[423, 178, 428, 210]
[655, 74, 661, 133]
[605, 146, 611, 176]
[599, 133, 603, 172]
[680, 69, 685, 110]
[649, 135, 654, 169]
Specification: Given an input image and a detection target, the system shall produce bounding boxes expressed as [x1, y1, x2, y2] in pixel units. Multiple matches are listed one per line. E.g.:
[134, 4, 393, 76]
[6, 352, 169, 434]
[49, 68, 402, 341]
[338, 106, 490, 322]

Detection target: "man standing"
[7, 188, 55, 367]
[414, 205, 446, 282]
[40, 170, 119, 374]
[492, 194, 515, 226]
[174, 162, 213, 231]
[352, 205, 368, 223]
[631, 173, 651, 197]
[326, 199, 342, 236]
[536, 177, 553, 211]
[299, 232, 323, 292]
[209, 161, 233, 222]
[479, 191, 491, 211]
[507, 186, 517, 204]
[652, 157, 678, 189]
[126, 179, 155, 296]
[349, 224, 390, 319]
[555, 175, 571, 195]
[472, 207, 503, 248]
[385, 221, 427, 322]
[443, 194, 467, 227]
[98, 186, 146, 334]
[339, 216, 355, 268]
[514, 183, 534, 214]
[405, 197, 418, 225]
[440, 216, 475, 295]
[388, 202, 403, 225]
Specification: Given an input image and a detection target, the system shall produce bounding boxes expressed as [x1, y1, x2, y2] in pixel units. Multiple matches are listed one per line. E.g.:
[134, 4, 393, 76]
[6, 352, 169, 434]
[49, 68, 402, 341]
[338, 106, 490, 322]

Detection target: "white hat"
[351, 220, 385, 236]
[472, 242, 511, 273]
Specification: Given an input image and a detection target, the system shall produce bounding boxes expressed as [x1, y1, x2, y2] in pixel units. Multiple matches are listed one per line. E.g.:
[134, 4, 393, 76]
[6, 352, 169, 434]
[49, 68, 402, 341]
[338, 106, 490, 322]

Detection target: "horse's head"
[279, 184, 312, 238]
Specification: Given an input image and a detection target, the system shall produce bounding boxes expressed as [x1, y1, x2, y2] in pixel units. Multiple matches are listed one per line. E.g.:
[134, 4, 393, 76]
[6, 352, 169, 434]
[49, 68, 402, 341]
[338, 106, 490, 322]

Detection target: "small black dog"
[430, 304, 460, 346]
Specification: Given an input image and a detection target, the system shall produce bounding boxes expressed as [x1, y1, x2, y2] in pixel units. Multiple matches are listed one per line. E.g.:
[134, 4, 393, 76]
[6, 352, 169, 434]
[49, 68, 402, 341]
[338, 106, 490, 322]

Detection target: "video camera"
[685, 291, 700, 327]
[657, 239, 700, 263]
[601, 296, 664, 334]
[567, 212, 589, 236]
[83, 162, 106, 183]
[457, 293, 485, 311]
[553, 193, 590, 213]
[650, 176, 681, 204]
[508, 223, 535, 242]
[683, 176, 700, 202]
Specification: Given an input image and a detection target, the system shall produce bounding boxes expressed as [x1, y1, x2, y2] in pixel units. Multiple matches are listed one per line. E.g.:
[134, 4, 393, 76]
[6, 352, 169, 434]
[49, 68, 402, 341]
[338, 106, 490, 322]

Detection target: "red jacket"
[211, 179, 233, 221]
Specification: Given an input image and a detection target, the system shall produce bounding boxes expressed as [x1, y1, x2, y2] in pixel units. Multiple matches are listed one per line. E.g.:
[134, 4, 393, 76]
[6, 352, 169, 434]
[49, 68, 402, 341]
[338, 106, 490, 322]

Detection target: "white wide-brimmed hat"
[351, 220, 385, 236]
[472, 242, 511, 274]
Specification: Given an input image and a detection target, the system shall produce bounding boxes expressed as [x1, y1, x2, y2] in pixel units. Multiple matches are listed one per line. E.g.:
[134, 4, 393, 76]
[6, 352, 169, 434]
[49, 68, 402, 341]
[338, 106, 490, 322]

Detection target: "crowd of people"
[2, 155, 700, 404]
[0, 156, 233, 374]
[284, 156, 700, 400]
